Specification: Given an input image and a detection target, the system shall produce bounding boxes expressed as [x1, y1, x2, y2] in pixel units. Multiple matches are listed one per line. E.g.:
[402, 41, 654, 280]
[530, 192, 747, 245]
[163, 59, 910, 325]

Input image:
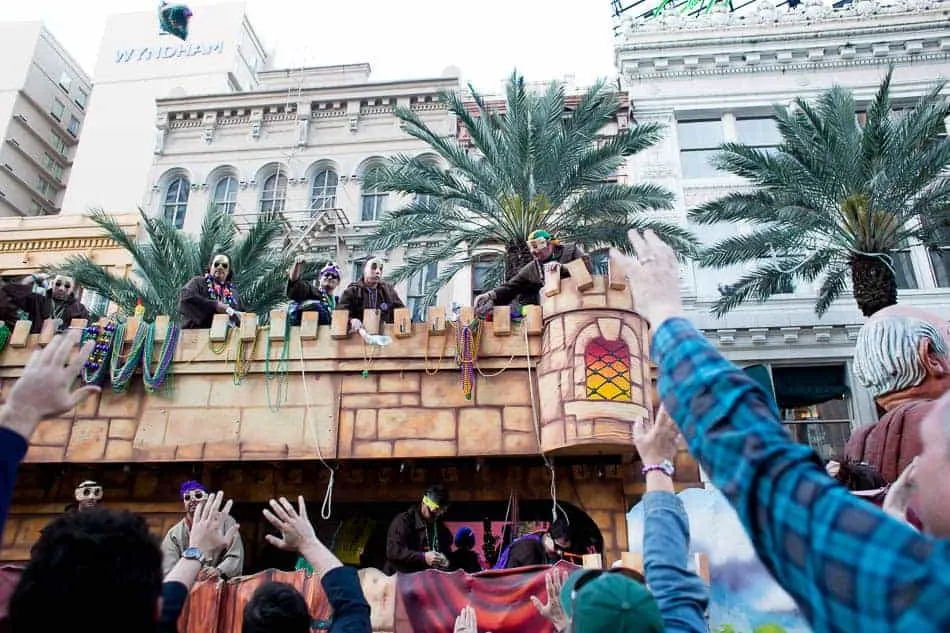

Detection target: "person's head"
[74, 480, 103, 511]
[49, 275, 76, 301]
[319, 263, 342, 293]
[242, 582, 311, 633]
[454, 526, 476, 552]
[527, 230, 555, 262]
[9, 509, 163, 633]
[362, 258, 384, 286]
[420, 484, 449, 521]
[918, 391, 950, 536]
[826, 460, 886, 491]
[180, 480, 208, 517]
[853, 316, 950, 408]
[543, 518, 571, 556]
[561, 567, 662, 633]
[208, 253, 232, 284]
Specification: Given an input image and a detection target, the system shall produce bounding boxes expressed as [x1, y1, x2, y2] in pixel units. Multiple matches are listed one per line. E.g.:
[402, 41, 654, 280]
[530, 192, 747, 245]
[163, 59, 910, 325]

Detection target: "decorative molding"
[249, 109, 263, 140]
[701, 323, 868, 351]
[201, 112, 217, 144]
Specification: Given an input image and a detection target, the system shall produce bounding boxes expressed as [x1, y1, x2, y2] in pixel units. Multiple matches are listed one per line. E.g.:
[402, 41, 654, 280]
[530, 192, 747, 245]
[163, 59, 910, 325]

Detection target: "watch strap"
[641, 460, 675, 477]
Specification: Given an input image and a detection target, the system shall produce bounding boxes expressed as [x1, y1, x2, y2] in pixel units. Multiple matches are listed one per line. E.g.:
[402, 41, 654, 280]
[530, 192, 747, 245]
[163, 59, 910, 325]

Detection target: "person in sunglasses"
[383, 484, 454, 575]
[339, 257, 405, 332]
[287, 258, 342, 326]
[74, 480, 104, 512]
[179, 253, 242, 329]
[474, 229, 591, 316]
[498, 516, 571, 569]
[3, 273, 90, 334]
[161, 480, 245, 580]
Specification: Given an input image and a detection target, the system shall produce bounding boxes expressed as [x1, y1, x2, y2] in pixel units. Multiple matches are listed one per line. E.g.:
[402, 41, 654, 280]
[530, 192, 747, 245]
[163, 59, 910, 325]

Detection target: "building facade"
[61, 1, 266, 216]
[0, 21, 91, 217]
[616, 0, 950, 452]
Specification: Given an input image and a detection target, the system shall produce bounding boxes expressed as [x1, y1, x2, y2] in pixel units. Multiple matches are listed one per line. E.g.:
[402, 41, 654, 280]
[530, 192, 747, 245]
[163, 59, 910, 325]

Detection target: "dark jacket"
[178, 275, 242, 330]
[287, 279, 338, 326]
[493, 243, 592, 306]
[501, 535, 550, 569]
[338, 280, 405, 324]
[321, 566, 372, 633]
[448, 549, 483, 574]
[4, 284, 89, 334]
[383, 505, 453, 575]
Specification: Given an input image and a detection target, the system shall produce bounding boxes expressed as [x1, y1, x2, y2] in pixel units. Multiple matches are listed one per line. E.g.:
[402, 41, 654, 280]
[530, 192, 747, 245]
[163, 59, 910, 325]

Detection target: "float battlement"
[0, 267, 652, 465]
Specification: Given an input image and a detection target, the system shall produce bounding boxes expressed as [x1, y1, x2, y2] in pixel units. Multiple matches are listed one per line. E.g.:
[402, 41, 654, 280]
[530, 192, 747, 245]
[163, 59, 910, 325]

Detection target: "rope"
[524, 323, 563, 525]
[298, 336, 335, 520]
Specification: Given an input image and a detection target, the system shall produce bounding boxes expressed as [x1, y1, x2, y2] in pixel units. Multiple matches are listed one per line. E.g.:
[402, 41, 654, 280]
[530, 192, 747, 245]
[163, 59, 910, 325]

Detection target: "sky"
[7, 0, 620, 94]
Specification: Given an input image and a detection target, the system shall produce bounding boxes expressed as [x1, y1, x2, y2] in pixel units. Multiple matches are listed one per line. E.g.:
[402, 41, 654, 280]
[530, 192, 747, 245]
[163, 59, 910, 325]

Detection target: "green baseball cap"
[561, 569, 665, 633]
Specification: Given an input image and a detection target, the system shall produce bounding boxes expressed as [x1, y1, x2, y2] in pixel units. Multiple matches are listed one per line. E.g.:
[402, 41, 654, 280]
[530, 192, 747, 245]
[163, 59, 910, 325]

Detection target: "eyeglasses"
[212, 260, 229, 269]
[321, 273, 340, 280]
[54, 280, 72, 289]
[183, 490, 207, 502]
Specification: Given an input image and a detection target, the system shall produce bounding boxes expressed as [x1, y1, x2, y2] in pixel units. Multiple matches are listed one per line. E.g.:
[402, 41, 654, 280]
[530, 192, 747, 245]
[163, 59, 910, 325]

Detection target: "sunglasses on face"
[212, 260, 229, 270]
[183, 490, 207, 502]
[54, 280, 72, 289]
[527, 239, 548, 250]
[78, 486, 102, 498]
[321, 273, 340, 281]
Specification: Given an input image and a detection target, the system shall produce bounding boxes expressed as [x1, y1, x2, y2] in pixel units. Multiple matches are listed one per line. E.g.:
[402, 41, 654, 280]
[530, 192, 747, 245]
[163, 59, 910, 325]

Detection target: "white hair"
[853, 316, 949, 398]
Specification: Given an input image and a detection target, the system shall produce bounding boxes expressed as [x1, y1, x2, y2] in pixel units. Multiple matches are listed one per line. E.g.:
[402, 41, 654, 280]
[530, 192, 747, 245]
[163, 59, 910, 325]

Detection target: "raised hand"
[453, 605, 478, 633]
[1, 330, 98, 439]
[633, 406, 681, 466]
[610, 229, 683, 328]
[530, 569, 569, 632]
[189, 491, 238, 561]
[263, 495, 318, 553]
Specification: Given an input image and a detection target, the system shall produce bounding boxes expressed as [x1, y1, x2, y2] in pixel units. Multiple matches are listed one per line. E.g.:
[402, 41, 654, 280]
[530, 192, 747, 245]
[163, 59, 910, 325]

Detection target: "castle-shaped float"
[0, 214, 703, 632]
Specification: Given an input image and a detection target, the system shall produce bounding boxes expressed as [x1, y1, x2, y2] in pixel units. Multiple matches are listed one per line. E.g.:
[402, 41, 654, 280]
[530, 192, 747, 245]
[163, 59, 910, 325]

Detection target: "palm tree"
[58, 207, 304, 322]
[691, 70, 950, 317]
[363, 71, 697, 307]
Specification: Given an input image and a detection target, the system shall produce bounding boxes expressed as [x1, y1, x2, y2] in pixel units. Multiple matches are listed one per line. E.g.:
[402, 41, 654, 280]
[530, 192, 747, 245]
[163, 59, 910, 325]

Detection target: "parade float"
[0, 213, 704, 631]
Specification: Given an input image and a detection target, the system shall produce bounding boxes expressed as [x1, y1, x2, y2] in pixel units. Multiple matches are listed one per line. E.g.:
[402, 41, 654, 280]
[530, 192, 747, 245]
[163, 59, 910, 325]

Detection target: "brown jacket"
[338, 280, 405, 324]
[178, 275, 242, 330]
[4, 283, 89, 333]
[493, 243, 592, 306]
[383, 505, 453, 575]
[845, 400, 929, 483]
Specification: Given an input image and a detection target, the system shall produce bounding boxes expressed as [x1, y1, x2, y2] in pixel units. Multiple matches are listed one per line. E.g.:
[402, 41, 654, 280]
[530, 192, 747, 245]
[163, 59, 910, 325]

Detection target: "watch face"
[183, 547, 202, 561]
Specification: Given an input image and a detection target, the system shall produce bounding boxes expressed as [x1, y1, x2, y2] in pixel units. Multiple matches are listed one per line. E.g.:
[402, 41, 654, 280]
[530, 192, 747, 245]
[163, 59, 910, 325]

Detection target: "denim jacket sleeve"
[643, 491, 709, 633]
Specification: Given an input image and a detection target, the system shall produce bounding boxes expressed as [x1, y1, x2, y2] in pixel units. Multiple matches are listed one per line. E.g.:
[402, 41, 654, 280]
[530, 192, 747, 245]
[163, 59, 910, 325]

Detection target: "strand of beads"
[264, 318, 291, 411]
[142, 321, 180, 393]
[82, 319, 117, 385]
[456, 320, 477, 400]
[0, 324, 10, 354]
[110, 320, 149, 393]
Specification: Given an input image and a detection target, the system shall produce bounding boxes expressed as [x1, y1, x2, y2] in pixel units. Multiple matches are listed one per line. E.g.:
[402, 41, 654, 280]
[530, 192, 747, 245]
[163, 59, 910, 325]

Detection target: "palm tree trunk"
[850, 253, 898, 317]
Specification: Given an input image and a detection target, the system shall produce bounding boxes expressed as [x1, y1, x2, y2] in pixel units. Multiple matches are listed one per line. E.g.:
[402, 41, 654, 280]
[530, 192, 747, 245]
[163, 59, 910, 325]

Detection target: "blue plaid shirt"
[652, 318, 950, 633]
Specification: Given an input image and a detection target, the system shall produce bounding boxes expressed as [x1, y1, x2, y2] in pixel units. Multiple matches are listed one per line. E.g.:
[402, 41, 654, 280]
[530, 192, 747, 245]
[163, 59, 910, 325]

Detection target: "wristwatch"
[182, 546, 205, 563]
[641, 459, 675, 478]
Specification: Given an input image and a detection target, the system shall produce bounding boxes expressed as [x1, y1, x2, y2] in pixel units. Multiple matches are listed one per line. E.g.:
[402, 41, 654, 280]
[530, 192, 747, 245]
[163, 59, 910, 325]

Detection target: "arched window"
[360, 184, 387, 222]
[310, 169, 338, 213]
[260, 173, 287, 213]
[212, 176, 238, 215]
[585, 337, 632, 402]
[163, 177, 189, 229]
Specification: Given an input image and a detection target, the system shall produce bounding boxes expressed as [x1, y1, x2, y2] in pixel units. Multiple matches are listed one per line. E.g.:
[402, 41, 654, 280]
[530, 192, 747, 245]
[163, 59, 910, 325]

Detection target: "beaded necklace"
[142, 322, 179, 393]
[81, 320, 117, 385]
[205, 274, 238, 308]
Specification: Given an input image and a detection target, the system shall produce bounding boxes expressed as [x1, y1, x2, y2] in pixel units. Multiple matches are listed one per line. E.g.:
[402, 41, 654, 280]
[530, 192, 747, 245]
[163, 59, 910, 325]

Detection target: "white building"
[62, 2, 266, 215]
[616, 0, 950, 452]
[0, 21, 91, 216]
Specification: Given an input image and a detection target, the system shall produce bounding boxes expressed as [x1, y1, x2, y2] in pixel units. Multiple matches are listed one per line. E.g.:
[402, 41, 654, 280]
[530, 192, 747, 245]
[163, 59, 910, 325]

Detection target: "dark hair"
[243, 582, 311, 633]
[9, 509, 162, 633]
[425, 484, 449, 507]
[834, 460, 887, 491]
[549, 517, 571, 542]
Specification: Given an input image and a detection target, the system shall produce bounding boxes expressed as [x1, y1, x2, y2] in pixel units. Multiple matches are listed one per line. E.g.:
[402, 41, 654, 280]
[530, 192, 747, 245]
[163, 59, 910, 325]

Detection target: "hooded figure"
[474, 230, 591, 313]
[286, 259, 341, 326]
[3, 273, 89, 334]
[178, 254, 242, 329]
[338, 257, 405, 331]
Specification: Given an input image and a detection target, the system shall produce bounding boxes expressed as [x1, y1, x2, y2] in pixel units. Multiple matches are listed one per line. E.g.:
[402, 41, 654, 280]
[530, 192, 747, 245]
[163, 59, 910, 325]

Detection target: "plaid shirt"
[652, 318, 950, 633]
